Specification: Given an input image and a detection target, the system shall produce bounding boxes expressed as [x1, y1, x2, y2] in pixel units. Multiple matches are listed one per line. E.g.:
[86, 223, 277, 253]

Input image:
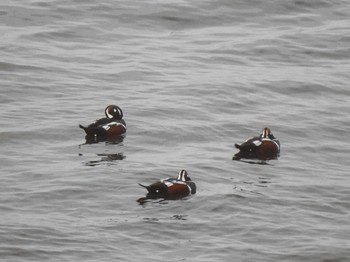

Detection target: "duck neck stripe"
[272, 140, 280, 150]
[187, 184, 192, 194]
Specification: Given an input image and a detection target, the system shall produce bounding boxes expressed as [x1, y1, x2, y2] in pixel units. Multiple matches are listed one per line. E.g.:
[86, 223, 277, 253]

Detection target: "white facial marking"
[182, 170, 188, 181]
[261, 128, 271, 139]
[106, 107, 113, 119]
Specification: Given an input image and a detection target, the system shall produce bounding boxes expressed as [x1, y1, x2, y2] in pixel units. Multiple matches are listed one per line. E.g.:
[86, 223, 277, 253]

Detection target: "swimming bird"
[79, 105, 126, 141]
[232, 127, 280, 161]
[138, 169, 196, 200]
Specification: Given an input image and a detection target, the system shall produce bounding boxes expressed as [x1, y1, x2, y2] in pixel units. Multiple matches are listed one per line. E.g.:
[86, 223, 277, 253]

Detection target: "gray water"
[1, 0, 350, 261]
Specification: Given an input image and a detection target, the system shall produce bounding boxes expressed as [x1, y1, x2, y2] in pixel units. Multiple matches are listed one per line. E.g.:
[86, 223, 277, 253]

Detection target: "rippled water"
[1, 0, 350, 261]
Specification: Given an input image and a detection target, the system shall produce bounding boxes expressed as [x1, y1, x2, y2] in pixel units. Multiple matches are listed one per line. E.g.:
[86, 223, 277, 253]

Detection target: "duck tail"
[138, 183, 149, 190]
[232, 155, 241, 160]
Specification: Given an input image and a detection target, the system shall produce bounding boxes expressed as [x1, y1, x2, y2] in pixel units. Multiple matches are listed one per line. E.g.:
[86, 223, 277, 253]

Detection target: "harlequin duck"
[232, 127, 280, 161]
[138, 170, 196, 201]
[79, 105, 126, 141]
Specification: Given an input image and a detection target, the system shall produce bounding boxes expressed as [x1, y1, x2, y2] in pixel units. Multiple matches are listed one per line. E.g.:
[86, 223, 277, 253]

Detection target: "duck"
[138, 169, 196, 200]
[232, 127, 280, 161]
[79, 105, 126, 140]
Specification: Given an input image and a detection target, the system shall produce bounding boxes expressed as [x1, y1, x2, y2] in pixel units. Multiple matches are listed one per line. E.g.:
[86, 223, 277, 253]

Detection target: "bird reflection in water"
[84, 153, 125, 166]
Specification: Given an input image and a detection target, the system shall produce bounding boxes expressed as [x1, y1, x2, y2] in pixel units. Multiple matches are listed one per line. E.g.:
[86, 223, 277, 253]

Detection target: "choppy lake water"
[1, 0, 350, 261]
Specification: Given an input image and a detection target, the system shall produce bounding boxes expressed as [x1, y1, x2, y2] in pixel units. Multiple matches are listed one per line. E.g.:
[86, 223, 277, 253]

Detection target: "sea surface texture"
[1, 0, 350, 261]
